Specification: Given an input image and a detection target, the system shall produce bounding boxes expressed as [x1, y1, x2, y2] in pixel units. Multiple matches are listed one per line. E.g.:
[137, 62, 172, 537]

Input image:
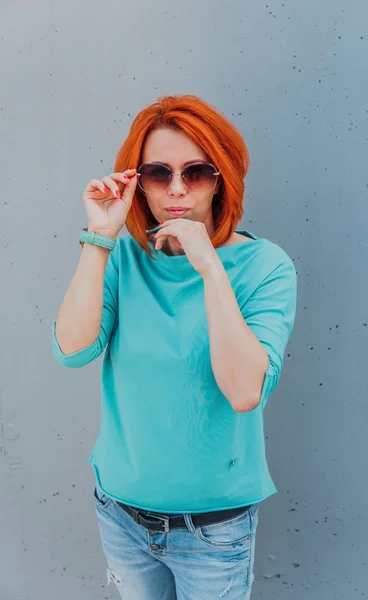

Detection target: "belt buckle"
[145, 511, 170, 533]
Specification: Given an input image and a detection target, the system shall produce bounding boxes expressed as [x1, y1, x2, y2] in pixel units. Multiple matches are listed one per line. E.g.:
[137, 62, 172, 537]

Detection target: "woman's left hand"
[153, 219, 221, 275]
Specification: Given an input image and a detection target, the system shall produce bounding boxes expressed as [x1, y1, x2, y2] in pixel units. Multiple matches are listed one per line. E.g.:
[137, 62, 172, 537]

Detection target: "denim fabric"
[93, 481, 259, 599]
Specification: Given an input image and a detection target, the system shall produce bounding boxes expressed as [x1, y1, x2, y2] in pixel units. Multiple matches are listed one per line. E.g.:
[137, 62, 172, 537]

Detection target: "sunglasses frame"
[136, 162, 221, 193]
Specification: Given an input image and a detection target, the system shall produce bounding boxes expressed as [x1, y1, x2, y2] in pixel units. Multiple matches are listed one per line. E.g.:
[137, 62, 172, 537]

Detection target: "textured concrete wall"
[1, 0, 367, 598]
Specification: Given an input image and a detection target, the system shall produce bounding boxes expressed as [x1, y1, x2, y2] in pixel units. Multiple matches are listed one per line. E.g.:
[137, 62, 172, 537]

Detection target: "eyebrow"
[150, 159, 207, 167]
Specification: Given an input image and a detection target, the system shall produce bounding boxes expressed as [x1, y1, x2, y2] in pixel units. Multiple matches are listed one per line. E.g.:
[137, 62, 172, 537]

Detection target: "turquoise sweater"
[52, 229, 297, 513]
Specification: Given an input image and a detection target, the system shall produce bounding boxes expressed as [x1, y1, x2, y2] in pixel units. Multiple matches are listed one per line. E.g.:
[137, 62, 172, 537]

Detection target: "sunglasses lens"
[183, 163, 217, 191]
[138, 164, 171, 192]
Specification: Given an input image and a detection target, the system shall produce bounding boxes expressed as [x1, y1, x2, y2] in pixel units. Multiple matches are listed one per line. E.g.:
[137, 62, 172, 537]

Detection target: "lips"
[166, 208, 188, 216]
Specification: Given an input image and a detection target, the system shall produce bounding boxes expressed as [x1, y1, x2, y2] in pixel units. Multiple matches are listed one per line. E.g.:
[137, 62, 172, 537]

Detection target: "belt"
[115, 501, 252, 533]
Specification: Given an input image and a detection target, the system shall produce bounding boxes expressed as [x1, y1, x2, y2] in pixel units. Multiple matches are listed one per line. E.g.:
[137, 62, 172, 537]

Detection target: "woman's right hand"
[82, 169, 139, 238]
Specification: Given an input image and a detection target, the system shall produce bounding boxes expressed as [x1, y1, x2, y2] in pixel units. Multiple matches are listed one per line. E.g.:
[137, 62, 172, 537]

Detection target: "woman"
[52, 94, 297, 599]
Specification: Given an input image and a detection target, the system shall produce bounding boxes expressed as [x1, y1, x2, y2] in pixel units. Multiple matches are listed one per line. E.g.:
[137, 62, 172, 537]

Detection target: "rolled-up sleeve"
[52, 244, 119, 368]
[240, 257, 297, 408]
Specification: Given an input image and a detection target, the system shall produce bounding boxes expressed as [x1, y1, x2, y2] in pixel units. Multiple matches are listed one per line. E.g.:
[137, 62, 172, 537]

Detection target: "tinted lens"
[183, 163, 218, 191]
[138, 164, 171, 192]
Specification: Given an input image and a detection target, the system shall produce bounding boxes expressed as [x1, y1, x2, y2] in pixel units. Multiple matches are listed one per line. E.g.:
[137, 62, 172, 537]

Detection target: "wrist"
[87, 226, 119, 239]
[79, 227, 118, 251]
[81, 241, 111, 255]
[200, 254, 225, 279]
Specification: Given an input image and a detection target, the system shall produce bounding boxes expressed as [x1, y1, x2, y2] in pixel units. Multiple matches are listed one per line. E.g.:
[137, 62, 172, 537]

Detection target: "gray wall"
[1, 0, 367, 598]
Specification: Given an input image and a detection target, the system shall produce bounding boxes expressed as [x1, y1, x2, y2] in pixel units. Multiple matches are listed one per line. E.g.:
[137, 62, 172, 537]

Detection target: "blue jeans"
[93, 481, 259, 599]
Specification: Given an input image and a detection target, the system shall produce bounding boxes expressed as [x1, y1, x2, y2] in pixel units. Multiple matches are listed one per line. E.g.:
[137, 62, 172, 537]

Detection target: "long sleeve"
[240, 256, 297, 409]
[52, 244, 119, 368]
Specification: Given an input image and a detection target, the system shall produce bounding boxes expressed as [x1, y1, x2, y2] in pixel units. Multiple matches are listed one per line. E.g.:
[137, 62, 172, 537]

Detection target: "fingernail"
[116, 190, 121, 197]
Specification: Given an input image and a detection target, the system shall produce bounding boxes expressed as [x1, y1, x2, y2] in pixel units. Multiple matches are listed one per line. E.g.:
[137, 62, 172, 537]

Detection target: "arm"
[52, 240, 119, 368]
[202, 256, 297, 412]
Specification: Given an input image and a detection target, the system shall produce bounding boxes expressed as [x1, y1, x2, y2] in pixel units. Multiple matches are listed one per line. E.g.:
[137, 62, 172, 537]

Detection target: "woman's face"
[140, 128, 220, 252]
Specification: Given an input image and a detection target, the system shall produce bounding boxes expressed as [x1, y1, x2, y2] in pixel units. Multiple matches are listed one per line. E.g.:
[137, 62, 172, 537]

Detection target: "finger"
[153, 228, 169, 250]
[154, 233, 179, 247]
[154, 225, 175, 239]
[155, 235, 181, 250]
[110, 170, 138, 185]
[102, 175, 122, 198]
[154, 219, 190, 236]
[87, 179, 108, 194]
[154, 231, 168, 242]
[110, 173, 130, 186]
[154, 231, 178, 250]
[110, 171, 139, 198]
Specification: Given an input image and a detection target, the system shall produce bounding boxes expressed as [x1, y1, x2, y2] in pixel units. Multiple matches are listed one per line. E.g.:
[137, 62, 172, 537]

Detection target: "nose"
[167, 173, 187, 196]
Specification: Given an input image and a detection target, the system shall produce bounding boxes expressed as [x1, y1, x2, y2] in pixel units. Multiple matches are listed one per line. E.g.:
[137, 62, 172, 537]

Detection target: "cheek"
[144, 193, 165, 214]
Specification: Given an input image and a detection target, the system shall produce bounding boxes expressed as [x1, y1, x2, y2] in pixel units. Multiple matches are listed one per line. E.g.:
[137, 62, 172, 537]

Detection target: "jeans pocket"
[196, 507, 255, 548]
[93, 484, 113, 510]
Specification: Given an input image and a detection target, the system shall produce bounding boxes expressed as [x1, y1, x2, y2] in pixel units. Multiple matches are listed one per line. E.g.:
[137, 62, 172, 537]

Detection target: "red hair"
[112, 94, 250, 258]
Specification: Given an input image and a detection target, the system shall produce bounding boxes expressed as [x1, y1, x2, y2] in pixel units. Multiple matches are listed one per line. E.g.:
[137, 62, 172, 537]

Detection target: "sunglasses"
[136, 162, 221, 194]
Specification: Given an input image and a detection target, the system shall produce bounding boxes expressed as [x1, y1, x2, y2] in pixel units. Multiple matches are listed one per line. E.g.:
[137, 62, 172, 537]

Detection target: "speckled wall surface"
[1, 0, 367, 598]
